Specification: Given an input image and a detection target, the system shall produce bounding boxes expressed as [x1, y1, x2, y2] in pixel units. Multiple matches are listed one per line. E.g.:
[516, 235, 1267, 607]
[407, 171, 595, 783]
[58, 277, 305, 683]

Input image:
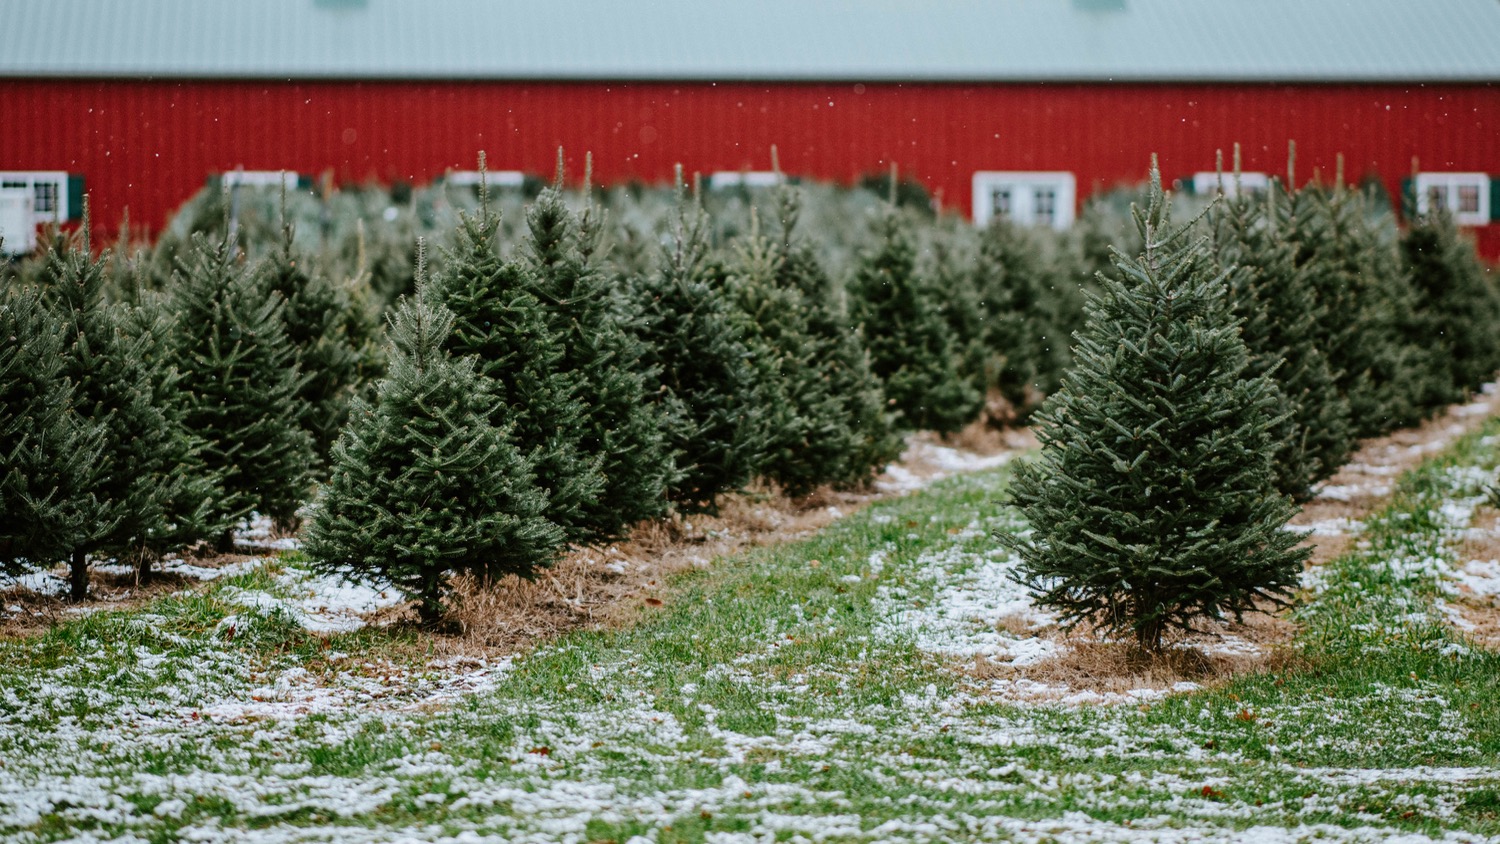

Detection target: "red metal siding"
[3, 79, 1497, 255]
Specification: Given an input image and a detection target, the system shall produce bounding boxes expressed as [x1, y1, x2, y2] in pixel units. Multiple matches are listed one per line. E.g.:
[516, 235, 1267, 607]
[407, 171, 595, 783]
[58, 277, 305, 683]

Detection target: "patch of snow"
[0, 570, 69, 598]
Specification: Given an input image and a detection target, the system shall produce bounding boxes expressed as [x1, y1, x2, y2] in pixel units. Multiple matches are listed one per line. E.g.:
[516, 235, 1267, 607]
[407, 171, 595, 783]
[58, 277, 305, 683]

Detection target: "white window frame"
[707, 171, 784, 190]
[1192, 171, 1269, 199]
[443, 170, 525, 189]
[972, 171, 1076, 230]
[0, 186, 37, 255]
[221, 170, 300, 191]
[0, 171, 68, 224]
[1414, 172, 1490, 226]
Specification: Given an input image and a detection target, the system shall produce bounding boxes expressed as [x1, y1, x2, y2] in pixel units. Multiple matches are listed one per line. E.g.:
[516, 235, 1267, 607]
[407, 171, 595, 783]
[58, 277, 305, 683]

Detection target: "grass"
[3, 427, 1500, 842]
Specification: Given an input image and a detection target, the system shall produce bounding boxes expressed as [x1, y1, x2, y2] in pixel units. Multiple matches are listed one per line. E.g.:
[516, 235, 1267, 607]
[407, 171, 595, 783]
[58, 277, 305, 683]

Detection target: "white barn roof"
[3, 0, 1500, 83]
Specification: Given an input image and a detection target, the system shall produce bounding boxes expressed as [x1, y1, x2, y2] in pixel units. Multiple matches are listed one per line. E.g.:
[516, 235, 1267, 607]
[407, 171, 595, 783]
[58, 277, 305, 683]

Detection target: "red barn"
[2, 0, 1499, 256]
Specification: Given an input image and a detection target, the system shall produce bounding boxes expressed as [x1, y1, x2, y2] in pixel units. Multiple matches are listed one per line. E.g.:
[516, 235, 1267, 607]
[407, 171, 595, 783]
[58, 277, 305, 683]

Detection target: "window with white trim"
[220, 170, 300, 191]
[442, 170, 525, 189]
[707, 171, 784, 190]
[972, 172, 1076, 230]
[0, 171, 69, 223]
[1415, 172, 1491, 226]
[1192, 171, 1269, 199]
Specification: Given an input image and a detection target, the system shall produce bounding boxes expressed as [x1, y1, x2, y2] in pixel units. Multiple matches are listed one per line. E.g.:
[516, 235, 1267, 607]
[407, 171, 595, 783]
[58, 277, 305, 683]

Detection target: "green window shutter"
[67, 174, 85, 222]
[1490, 175, 1499, 222]
[296, 174, 313, 190]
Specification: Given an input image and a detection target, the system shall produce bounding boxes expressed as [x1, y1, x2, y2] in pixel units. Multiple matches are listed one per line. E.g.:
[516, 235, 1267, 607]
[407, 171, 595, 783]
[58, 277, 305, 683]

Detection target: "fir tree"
[258, 203, 373, 469]
[522, 174, 670, 538]
[35, 228, 211, 597]
[1002, 162, 1307, 652]
[307, 282, 563, 624]
[1401, 208, 1500, 396]
[630, 182, 772, 511]
[170, 231, 315, 548]
[432, 194, 604, 544]
[0, 283, 112, 589]
[1207, 167, 1354, 500]
[851, 208, 983, 434]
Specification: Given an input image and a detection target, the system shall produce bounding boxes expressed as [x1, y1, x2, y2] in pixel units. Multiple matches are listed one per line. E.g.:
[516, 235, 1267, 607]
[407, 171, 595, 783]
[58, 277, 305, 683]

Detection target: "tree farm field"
[5, 404, 1500, 843]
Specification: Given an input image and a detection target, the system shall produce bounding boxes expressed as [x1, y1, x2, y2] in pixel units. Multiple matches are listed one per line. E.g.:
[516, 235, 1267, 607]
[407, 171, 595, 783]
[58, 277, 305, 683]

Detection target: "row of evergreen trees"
[3, 153, 1496, 623]
[1006, 152, 1500, 652]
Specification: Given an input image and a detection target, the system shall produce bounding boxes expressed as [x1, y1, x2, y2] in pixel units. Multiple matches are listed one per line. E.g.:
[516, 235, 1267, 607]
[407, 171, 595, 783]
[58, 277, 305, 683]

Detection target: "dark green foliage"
[522, 185, 671, 537]
[307, 288, 564, 623]
[259, 212, 377, 468]
[1401, 209, 1500, 396]
[0, 283, 111, 584]
[1286, 185, 1437, 436]
[630, 192, 772, 511]
[1208, 179, 1354, 501]
[433, 203, 604, 544]
[170, 231, 315, 547]
[1002, 165, 1307, 652]
[851, 209, 983, 434]
[34, 231, 212, 596]
[973, 220, 1080, 421]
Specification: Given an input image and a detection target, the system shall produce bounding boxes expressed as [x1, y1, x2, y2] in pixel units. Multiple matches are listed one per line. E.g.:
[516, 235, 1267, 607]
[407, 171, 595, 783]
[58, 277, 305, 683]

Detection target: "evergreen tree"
[0, 283, 112, 589]
[851, 208, 983, 434]
[307, 284, 563, 624]
[1401, 208, 1500, 396]
[630, 185, 772, 511]
[522, 180, 671, 537]
[432, 198, 604, 544]
[35, 228, 211, 597]
[973, 220, 1079, 421]
[259, 205, 373, 468]
[1207, 172, 1354, 500]
[1001, 163, 1307, 652]
[170, 231, 315, 548]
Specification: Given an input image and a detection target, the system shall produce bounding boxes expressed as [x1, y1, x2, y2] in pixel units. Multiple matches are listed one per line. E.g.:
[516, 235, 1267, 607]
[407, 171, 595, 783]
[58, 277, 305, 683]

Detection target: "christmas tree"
[1206, 161, 1354, 500]
[307, 277, 563, 624]
[521, 166, 671, 538]
[170, 230, 315, 548]
[1002, 161, 1307, 652]
[1401, 206, 1500, 397]
[0, 282, 111, 591]
[630, 178, 772, 511]
[35, 226, 211, 597]
[851, 207, 983, 434]
[432, 185, 604, 543]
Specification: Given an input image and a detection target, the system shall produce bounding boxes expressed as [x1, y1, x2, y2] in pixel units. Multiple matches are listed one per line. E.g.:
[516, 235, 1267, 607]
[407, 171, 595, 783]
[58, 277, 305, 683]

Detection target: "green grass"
[3, 429, 1500, 842]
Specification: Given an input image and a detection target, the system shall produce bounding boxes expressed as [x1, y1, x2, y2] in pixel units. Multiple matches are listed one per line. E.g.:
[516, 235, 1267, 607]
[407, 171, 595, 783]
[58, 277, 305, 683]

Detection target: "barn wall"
[2, 79, 1497, 254]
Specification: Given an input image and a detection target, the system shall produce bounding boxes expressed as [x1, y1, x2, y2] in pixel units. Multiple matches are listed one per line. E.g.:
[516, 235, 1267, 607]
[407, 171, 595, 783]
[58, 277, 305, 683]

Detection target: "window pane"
[1427, 185, 1449, 213]
[33, 182, 57, 215]
[1034, 187, 1057, 224]
[1458, 185, 1481, 214]
[991, 187, 1012, 219]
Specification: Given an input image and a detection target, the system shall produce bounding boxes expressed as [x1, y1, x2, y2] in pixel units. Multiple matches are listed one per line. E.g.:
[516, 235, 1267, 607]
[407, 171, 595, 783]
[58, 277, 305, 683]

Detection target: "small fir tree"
[1002, 162, 1307, 652]
[36, 227, 211, 597]
[630, 180, 773, 510]
[259, 201, 373, 468]
[1207, 165, 1354, 500]
[170, 230, 315, 548]
[521, 173, 671, 538]
[851, 207, 983, 434]
[432, 191, 605, 544]
[0, 284, 112, 589]
[307, 281, 564, 623]
[1401, 207, 1500, 396]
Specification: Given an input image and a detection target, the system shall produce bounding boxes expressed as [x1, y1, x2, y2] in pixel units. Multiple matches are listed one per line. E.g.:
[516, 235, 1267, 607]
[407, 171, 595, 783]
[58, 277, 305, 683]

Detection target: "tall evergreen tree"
[0, 283, 112, 589]
[307, 282, 563, 624]
[522, 177, 671, 537]
[1401, 207, 1500, 396]
[170, 231, 315, 548]
[1002, 163, 1306, 652]
[851, 208, 983, 434]
[259, 204, 373, 469]
[630, 183, 772, 511]
[1207, 169, 1354, 500]
[35, 228, 211, 597]
[432, 195, 604, 544]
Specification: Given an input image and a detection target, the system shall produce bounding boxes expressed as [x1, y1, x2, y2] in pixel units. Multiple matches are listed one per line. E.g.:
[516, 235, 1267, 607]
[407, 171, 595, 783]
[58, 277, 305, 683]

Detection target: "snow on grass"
[875, 438, 1015, 494]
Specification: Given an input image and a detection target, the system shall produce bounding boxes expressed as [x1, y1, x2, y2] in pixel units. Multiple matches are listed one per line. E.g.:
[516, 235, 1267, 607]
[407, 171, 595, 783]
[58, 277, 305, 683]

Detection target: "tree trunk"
[69, 549, 88, 602]
[136, 551, 154, 586]
[216, 528, 236, 554]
